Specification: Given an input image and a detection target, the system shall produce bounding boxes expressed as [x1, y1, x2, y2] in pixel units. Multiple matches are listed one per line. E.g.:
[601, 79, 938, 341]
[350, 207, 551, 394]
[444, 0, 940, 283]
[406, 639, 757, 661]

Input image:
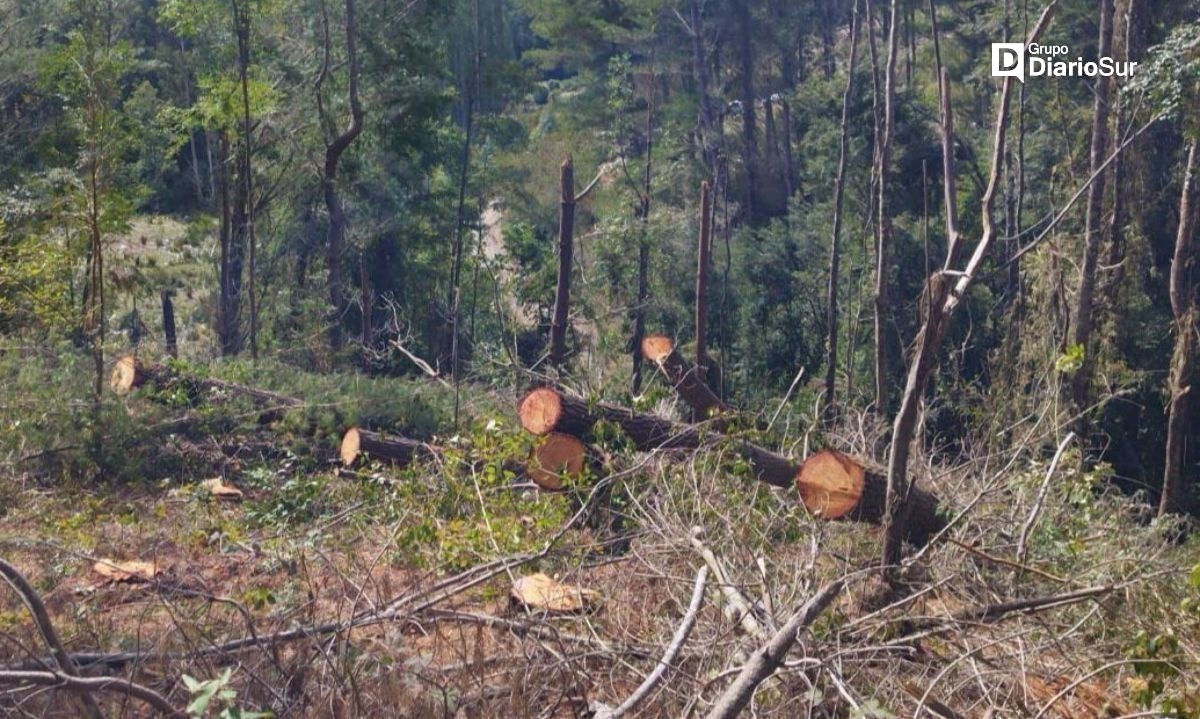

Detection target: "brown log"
[516, 386, 946, 545]
[527, 432, 589, 491]
[339, 427, 440, 467]
[641, 334, 728, 420]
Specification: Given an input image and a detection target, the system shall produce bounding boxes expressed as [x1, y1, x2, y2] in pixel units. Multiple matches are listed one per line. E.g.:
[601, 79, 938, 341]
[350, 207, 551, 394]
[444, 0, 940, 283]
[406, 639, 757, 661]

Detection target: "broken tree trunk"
[339, 427, 441, 467]
[549, 157, 575, 370]
[641, 335, 728, 421]
[517, 386, 946, 545]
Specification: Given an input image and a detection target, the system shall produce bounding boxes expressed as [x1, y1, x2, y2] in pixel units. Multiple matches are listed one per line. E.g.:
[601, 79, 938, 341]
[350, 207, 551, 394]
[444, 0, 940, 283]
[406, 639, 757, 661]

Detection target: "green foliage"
[182, 668, 271, 719]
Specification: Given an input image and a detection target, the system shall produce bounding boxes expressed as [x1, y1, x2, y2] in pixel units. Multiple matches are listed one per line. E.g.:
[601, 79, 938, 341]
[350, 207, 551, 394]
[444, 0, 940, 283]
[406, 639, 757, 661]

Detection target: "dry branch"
[705, 579, 845, 719]
[594, 565, 708, 718]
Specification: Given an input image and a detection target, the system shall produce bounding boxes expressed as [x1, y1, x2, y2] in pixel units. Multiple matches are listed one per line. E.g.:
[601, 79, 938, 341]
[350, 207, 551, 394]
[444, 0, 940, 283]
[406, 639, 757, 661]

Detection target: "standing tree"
[315, 0, 364, 353]
[824, 0, 861, 423]
[47, 0, 137, 454]
[1068, 0, 1115, 417]
[873, 0, 899, 415]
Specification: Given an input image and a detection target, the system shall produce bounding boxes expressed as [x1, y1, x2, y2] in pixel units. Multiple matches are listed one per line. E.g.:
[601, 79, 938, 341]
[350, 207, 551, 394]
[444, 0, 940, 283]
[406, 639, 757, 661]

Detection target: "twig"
[689, 527, 766, 640]
[0, 670, 184, 717]
[1015, 431, 1075, 568]
[705, 579, 845, 719]
[596, 566, 708, 718]
[947, 537, 1065, 584]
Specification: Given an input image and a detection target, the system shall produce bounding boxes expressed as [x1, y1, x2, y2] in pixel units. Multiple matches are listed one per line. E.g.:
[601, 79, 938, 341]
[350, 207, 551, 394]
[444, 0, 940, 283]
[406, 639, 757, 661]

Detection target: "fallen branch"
[689, 528, 767, 640]
[0, 558, 105, 719]
[0, 670, 184, 718]
[705, 579, 845, 719]
[594, 565, 708, 718]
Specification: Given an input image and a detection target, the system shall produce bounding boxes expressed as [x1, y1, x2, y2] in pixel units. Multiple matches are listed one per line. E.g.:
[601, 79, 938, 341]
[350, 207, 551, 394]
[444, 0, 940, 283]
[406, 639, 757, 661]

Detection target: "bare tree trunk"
[232, 0, 259, 360]
[316, 0, 364, 355]
[217, 132, 246, 356]
[736, 0, 757, 223]
[695, 180, 713, 393]
[631, 86, 655, 393]
[161, 290, 177, 358]
[1160, 140, 1199, 517]
[549, 157, 575, 370]
[881, 26, 1034, 572]
[1069, 0, 1115, 414]
[780, 99, 795, 200]
[873, 0, 899, 415]
[824, 0, 861, 424]
[689, 0, 719, 173]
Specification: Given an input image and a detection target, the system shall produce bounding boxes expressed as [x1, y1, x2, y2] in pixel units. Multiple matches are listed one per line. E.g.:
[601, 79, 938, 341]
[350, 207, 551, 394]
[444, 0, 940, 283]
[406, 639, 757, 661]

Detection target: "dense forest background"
[3, 0, 1200, 715]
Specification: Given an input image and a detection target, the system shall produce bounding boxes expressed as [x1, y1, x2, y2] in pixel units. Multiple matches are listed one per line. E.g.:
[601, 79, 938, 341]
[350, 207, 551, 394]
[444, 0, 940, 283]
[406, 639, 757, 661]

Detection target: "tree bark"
[318, 0, 365, 353]
[1160, 140, 1199, 516]
[1069, 0, 1115, 414]
[161, 290, 177, 358]
[824, 0, 861, 423]
[780, 99, 795, 200]
[549, 157, 575, 369]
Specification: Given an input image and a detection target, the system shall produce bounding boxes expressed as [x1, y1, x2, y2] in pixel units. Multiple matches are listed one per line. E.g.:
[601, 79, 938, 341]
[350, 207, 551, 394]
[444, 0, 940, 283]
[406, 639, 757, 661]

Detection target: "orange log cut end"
[528, 432, 587, 491]
[518, 387, 563, 435]
[640, 334, 675, 363]
[110, 355, 139, 396]
[795, 449, 865, 519]
[340, 427, 363, 466]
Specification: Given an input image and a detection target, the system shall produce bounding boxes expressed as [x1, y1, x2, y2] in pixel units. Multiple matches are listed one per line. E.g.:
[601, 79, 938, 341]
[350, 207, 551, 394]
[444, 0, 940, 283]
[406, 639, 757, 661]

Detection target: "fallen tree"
[517, 386, 947, 545]
[110, 355, 301, 412]
[640, 334, 728, 421]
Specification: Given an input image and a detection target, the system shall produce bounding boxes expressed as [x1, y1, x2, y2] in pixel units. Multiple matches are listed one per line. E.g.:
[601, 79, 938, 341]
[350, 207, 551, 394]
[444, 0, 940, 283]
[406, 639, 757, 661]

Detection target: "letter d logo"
[992, 43, 1025, 82]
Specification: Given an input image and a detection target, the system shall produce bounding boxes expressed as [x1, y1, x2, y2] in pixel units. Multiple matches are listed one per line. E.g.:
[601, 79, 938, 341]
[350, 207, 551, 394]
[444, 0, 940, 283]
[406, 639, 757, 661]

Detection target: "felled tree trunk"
[517, 386, 945, 545]
[110, 355, 302, 414]
[641, 335, 728, 420]
[339, 427, 440, 467]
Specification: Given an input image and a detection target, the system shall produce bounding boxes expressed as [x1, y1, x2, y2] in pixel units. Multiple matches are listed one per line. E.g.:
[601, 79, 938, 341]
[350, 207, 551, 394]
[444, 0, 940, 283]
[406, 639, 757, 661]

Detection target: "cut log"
[527, 432, 589, 491]
[517, 386, 946, 545]
[641, 334, 728, 420]
[339, 427, 440, 467]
